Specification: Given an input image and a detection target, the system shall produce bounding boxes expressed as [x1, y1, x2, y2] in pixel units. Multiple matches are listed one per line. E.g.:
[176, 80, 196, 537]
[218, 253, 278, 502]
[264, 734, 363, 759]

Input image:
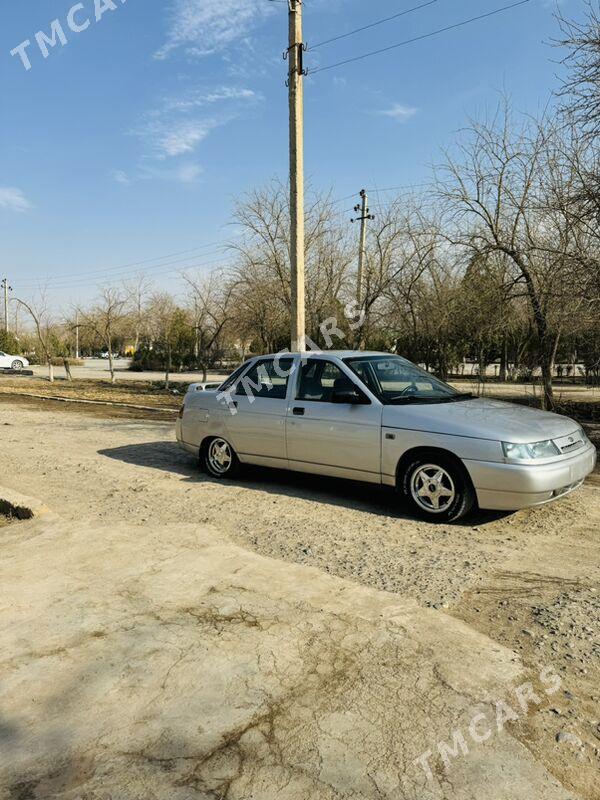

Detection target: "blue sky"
[0, 0, 586, 308]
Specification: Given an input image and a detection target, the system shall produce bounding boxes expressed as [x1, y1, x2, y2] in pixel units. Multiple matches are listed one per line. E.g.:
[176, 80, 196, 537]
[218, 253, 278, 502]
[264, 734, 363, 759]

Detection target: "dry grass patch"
[0, 377, 183, 409]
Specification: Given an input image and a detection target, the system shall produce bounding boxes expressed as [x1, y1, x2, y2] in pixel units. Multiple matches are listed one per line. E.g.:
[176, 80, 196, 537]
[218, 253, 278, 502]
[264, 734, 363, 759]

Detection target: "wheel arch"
[199, 434, 223, 459]
[395, 446, 475, 491]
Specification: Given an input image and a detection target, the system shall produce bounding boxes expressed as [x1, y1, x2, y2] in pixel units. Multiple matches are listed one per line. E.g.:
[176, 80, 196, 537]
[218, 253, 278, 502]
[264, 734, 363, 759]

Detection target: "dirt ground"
[1, 399, 599, 798]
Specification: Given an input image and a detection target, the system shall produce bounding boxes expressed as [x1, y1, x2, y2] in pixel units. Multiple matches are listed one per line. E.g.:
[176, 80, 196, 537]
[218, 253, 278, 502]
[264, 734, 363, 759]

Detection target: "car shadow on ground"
[98, 441, 511, 526]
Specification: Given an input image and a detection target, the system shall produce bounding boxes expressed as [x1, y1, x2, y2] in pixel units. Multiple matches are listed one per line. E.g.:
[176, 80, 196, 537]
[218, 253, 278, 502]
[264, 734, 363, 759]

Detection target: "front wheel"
[202, 437, 240, 479]
[401, 453, 475, 522]
[11, 360, 24, 372]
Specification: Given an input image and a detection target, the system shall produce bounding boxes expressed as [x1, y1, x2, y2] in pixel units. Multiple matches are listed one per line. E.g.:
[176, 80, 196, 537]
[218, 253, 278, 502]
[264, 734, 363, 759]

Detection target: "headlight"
[579, 426, 590, 444]
[502, 440, 560, 460]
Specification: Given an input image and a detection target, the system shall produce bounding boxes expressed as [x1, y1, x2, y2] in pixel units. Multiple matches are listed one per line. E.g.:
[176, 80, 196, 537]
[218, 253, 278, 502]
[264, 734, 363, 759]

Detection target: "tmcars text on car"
[176, 352, 596, 521]
[0, 351, 29, 371]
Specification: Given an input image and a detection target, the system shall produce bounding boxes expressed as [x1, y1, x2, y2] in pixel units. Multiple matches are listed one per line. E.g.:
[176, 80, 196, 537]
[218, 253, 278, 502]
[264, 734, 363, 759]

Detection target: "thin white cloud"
[156, 0, 274, 60]
[132, 84, 259, 161]
[111, 170, 131, 185]
[0, 187, 31, 212]
[155, 118, 220, 158]
[140, 161, 203, 184]
[163, 86, 259, 112]
[378, 103, 418, 122]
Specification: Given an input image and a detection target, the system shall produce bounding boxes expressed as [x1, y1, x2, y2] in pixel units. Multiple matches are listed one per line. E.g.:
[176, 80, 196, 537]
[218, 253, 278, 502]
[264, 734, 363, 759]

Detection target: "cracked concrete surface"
[0, 519, 577, 799]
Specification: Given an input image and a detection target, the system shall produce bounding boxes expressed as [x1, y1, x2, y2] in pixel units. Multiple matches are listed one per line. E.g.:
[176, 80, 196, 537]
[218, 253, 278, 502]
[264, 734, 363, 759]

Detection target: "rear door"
[285, 358, 383, 482]
[224, 357, 295, 466]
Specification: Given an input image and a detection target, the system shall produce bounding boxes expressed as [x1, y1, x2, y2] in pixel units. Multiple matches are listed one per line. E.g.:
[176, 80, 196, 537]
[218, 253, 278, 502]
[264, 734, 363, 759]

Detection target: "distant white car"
[0, 351, 29, 371]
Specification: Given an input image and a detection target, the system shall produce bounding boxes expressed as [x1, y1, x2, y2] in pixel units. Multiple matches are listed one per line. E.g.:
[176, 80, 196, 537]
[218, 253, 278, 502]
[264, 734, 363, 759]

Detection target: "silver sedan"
[176, 351, 596, 522]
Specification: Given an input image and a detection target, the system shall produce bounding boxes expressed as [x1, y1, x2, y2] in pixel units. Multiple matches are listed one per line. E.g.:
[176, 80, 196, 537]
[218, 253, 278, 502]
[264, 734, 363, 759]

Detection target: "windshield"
[344, 355, 470, 405]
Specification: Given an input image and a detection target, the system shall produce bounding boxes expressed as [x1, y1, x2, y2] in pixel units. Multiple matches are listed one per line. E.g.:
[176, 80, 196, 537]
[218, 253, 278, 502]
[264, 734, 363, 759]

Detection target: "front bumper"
[464, 443, 597, 511]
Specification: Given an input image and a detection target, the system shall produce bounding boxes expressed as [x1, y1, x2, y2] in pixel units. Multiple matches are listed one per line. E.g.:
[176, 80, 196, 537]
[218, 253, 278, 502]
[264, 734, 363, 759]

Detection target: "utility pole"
[286, 0, 306, 352]
[351, 190, 375, 304]
[1, 278, 12, 334]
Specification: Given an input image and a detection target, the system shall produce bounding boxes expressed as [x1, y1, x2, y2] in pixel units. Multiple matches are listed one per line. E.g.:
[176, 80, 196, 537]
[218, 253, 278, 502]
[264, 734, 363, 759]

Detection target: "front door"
[285, 359, 383, 482]
[223, 357, 294, 466]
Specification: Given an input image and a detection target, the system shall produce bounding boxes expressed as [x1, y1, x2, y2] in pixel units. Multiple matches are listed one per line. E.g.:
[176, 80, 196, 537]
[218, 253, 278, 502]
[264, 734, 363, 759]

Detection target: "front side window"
[344, 355, 470, 405]
[297, 360, 356, 402]
[236, 358, 294, 400]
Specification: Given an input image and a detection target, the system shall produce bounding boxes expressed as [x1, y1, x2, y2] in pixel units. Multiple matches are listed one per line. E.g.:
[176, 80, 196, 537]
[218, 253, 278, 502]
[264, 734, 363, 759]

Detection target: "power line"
[17, 239, 237, 287]
[365, 182, 432, 193]
[310, 0, 532, 74]
[17, 256, 230, 294]
[16, 261, 231, 296]
[16, 248, 232, 291]
[331, 183, 431, 205]
[310, 0, 440, 50]
[16, 238, 242, 291]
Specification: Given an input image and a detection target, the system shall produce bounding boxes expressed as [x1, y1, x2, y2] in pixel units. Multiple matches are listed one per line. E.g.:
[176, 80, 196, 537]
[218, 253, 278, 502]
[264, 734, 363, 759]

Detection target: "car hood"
[381, 398, 580, 444]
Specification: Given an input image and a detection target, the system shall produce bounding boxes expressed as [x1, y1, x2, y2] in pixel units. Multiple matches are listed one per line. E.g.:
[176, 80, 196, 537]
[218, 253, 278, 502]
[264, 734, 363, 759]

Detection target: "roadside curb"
[0, 391, 176, 414]
[0, 487, 49, 520]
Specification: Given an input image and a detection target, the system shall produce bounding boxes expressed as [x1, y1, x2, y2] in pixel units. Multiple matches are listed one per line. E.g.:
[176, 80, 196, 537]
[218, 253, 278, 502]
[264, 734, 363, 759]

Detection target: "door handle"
[292, 406, 305, 416]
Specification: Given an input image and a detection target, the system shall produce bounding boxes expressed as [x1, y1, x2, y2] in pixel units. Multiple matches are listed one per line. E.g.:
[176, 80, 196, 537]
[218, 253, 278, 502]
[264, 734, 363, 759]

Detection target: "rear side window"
[236, 358, 294, 400]
[218, 362, 250, 392]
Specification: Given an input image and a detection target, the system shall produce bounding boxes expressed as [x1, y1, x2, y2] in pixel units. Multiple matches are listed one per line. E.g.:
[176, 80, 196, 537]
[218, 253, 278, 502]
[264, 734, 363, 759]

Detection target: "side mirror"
[331, 388, 369, 405]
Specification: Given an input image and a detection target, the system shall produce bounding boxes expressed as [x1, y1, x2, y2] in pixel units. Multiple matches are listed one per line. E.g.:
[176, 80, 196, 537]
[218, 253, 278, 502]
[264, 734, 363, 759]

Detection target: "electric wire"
[310, 0, 532, 74]
[310, 0, 440, 50]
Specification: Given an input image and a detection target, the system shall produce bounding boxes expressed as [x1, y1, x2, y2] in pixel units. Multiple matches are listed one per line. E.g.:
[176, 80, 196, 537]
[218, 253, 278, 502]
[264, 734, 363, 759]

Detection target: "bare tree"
[14, 295, 57, 382]
[557, 2, 600, 141]
[437, 104, 595, 408]
[124, 273, 153, 353]
[78, 288, 128, 384]
[147, 293, 182, 390]
[230, 181, 353, 350]
[182, 270, 234, 380]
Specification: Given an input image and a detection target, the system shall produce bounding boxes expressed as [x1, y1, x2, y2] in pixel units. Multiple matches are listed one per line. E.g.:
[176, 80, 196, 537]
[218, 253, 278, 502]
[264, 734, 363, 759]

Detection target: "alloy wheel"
[207, 438, 233, 475]
[410, 463, 456, 514]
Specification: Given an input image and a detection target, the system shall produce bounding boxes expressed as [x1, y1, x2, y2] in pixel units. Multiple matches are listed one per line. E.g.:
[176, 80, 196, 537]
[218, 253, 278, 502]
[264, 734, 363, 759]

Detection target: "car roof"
[254, 350, 390, 360]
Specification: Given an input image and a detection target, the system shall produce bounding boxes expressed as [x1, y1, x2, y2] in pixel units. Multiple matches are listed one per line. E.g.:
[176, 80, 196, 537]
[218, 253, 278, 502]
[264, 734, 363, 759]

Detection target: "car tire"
[202, 437, 240, 480]
[400, 452, 476, 523]
[11, 360, 23, 372]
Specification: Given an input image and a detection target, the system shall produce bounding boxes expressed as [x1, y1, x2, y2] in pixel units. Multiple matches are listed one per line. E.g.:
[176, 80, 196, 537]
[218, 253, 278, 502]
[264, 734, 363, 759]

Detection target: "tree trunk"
[201, 363, 208, 382]
[48, 359, 54, 383]
[540, 356, 554, 411]
[63, 358, 73, 382]
[108, 350, 116, 384]
[499, 335, 508, 382]
[165, 343, 172, 390]
[478, 345, 486, 386]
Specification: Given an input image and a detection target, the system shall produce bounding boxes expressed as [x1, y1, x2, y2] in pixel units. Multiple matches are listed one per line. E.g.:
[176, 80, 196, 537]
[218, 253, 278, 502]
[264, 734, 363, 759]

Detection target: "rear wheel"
[401, 452, 475, 522]
[202, 437, 240, 479]
[11, 360, 23, 372]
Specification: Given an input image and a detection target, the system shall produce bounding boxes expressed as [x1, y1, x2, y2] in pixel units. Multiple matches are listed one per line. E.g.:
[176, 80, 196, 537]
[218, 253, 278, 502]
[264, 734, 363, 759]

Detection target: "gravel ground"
[1, 400, 599, 798]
